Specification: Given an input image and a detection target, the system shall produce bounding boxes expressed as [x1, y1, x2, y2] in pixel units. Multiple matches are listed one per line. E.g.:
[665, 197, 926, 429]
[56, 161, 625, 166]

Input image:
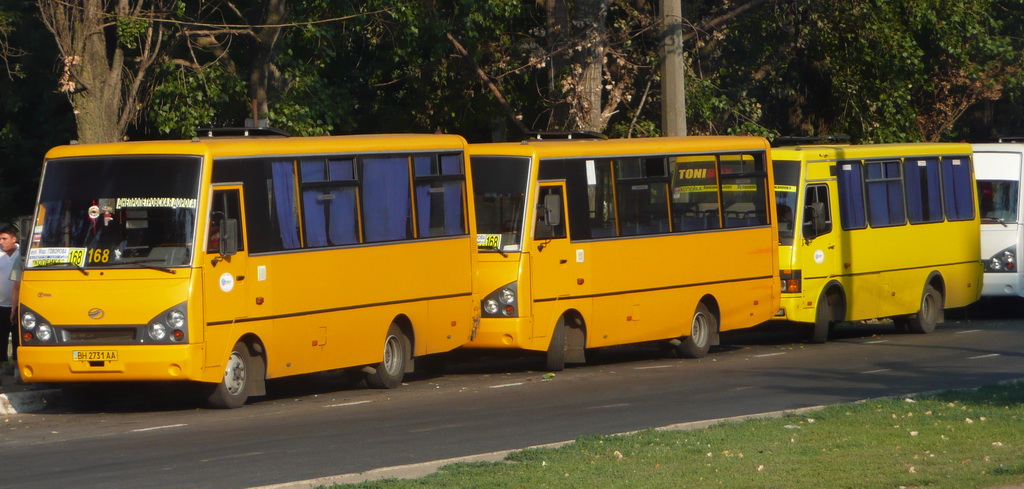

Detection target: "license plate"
[72, 350, 118, 362]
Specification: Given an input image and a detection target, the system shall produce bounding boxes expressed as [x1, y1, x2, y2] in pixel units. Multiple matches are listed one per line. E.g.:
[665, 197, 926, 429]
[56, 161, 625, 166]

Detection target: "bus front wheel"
[677, 303, 715, 359]
[366, 323, 408, 389]
[544, 316, 566, 372]
[810, 290, 840, 344]
[206, 341, 251, 409]
[907, 285, 942, 334]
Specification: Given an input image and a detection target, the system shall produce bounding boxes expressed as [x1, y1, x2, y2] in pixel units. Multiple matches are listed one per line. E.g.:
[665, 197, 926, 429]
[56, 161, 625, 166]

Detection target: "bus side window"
[209, 189, 243, 254]
[536, 187, 566, 239]
[802, 184, 832, 239]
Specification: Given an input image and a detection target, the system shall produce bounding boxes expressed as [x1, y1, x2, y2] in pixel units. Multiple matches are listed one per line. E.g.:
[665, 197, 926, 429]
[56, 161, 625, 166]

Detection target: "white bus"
[974, 143, 1024, 298]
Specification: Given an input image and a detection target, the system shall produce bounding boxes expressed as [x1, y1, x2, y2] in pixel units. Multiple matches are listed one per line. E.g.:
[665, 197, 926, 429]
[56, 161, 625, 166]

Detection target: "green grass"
[327, 382, 1024, 489]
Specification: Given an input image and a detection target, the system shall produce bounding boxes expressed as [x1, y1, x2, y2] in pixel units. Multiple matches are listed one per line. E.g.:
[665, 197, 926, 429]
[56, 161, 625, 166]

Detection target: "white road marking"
[200, 452, 264, 463]
[325, 400, 373, 408]
[956, 329, 982, 334]
[588, 403, 630, 410]
[634, 365, 673, 370]
[754, 352, 787, 358]
[861, 369, 892, 374]
[863, 340, 888, 344]
[967, 353, 1000, 360]
[489, 383, 523, 389]
[131, 424, 187, 433]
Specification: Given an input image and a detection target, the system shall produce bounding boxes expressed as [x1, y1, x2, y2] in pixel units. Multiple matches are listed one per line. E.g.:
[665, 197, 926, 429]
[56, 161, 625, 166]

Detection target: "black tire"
[677, 303, 715, 359]
[206, 341, 251, 409]
[544, 316, 566, 371]
[810, 291, 835, 344]
[365, 324, 408, 389]
[907, 284, 942, 334]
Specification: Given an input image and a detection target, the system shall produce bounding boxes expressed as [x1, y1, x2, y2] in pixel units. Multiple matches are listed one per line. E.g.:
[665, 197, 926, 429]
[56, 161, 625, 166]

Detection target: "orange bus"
[17, 130, 478, 407]
[466, 135, 779, 370]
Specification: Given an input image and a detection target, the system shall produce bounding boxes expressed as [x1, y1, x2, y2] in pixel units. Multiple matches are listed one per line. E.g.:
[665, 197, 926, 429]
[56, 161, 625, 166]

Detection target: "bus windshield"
[773, 160, 801, 245]
[29, 156, 202, 270]
[471, 156, 530, 253]
[978, 180, 1019, 224]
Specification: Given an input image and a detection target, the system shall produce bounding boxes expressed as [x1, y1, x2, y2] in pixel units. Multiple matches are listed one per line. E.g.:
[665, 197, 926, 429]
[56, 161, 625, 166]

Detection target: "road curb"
[0, 388, 62, 416]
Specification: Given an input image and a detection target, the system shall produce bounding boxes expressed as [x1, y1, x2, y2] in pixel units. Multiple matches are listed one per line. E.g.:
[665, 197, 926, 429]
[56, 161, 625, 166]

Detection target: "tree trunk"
[573, 0, 608, 132]
[69, 0, 124, 143]
[545, 0, 569, 130]
[248, 0, 286, 124]
[40, 0, 169, 144]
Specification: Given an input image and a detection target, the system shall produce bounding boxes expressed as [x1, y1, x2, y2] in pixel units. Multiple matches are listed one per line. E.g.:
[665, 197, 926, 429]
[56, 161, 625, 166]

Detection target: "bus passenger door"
[204, 186, 250, 330]
[530, 182, 573, 311]
[799, 183, 839, 300]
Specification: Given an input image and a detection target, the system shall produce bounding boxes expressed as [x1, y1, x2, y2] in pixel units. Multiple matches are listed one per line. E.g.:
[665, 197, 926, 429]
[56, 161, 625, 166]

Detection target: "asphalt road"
[1, 310, 1022, 489]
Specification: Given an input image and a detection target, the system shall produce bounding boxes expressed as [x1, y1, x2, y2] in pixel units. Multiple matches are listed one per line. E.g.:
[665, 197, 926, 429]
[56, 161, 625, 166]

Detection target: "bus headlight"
[780, 269, 802, 293]
[985, 246, 1016, 273]
[21, 312, 36, 331]
[19, 307, 56, 344]
[146, 302, 189, 343]
[499, 288, 516, 304]
[148, 322, 168, 341]
[482, 282, 519, 318]
[167, 309, 186, 328]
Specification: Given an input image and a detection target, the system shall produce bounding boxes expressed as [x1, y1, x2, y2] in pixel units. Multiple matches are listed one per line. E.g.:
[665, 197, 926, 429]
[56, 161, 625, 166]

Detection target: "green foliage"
[115, 16, 150, 50]
[10, 0, 1024, 170]
[148, 61, 247, 137]
[706, 0, 1024, 142]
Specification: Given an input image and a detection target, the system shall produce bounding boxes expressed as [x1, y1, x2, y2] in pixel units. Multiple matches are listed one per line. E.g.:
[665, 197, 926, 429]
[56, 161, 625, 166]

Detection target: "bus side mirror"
[219, 218, 239, 256]
[542, 193, 562, 227]
[803, 202, 826, 240]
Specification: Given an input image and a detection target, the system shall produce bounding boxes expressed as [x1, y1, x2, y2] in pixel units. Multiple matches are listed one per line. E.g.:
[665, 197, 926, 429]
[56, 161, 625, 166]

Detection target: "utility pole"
[661, 0, 686, 136]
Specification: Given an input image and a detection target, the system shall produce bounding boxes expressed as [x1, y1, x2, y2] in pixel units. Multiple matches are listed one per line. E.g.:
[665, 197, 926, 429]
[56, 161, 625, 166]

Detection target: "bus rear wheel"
[206, 341, 251, 409]
[366, 324, 408, 389]
[677, 303, 715, 359]
[907, 284, 942, 334]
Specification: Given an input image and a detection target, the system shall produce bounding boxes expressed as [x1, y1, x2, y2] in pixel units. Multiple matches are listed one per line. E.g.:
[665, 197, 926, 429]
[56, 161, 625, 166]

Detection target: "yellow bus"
[17, 130, 478, 408]
[772, 141, 982, 342]
[466, 135, 779, 370]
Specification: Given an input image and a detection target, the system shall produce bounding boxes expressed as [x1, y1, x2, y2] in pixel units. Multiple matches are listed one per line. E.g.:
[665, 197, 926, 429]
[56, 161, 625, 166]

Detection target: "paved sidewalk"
[0, 375, 62, 415]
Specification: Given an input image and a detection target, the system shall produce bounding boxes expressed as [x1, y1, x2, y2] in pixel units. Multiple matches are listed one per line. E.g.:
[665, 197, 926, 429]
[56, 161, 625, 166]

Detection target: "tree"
[0, 1, 74, 219]
[38, 0, 178, 144]
[710, 0, 1024, 142]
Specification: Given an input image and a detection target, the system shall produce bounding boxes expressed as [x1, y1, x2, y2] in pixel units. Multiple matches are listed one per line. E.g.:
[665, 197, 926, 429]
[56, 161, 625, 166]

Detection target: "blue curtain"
[837, 162, 866, 230]
[904, 159, 942, 224]
[363, 157, 411, 242]
[327, 189, 358, 245]
[271, 161, 300, 249]
[942, 157, 976, 221]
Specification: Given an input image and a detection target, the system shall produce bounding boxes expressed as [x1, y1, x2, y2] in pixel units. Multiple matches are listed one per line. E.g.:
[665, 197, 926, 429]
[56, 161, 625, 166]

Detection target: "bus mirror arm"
[218, 218, 239, 258]
[803, 203, 827, 241]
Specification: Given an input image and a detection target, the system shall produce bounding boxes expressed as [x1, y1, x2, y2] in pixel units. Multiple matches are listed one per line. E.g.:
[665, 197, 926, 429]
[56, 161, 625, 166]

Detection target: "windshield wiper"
[983, 217, 1010, 227]
[122, 260, 178, 274]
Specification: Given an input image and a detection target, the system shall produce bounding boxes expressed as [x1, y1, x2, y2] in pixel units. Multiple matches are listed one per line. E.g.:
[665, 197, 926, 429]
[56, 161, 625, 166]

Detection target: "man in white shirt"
[0, 225, 22, 377]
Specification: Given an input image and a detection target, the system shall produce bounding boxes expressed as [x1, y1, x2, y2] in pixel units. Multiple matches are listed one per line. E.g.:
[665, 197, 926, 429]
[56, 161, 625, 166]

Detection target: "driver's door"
[203, 186, 249, 326]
